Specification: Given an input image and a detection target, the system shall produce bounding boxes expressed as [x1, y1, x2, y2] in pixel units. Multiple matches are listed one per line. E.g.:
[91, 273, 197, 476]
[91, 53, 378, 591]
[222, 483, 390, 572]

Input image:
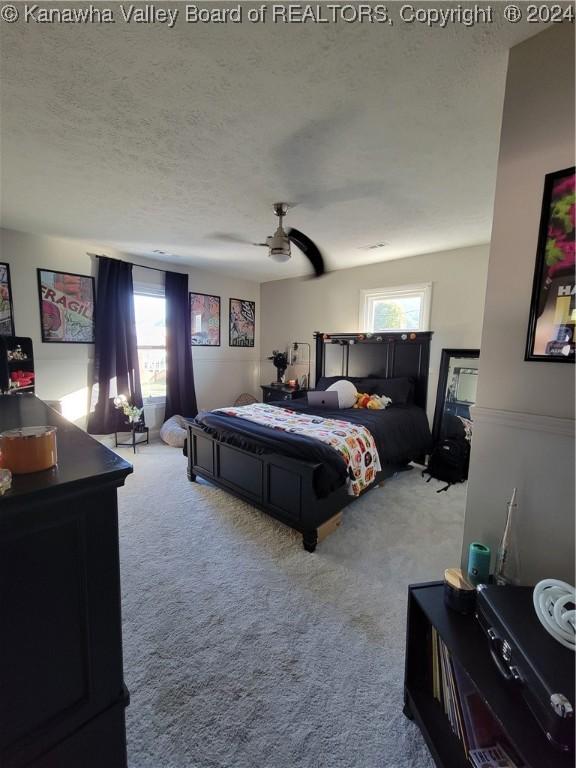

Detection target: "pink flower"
[548, 224, 565, 240]
[554, 175, 575, 200]
[549, 237, 575, 277]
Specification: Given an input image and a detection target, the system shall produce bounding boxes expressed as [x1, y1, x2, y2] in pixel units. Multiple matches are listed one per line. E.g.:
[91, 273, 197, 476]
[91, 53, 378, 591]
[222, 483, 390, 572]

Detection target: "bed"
[186, 331, 432, 551]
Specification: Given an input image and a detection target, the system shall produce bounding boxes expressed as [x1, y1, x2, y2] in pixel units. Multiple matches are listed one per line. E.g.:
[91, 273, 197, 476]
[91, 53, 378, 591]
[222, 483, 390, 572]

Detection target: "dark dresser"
[260, 385, 308, 403]
[0, 395, 133, 768]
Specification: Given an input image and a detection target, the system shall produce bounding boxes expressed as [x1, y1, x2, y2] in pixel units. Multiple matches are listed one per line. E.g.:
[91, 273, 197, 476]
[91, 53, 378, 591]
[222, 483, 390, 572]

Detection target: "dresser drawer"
[266, 391, 290, 402]
[261, 386, 307, 403]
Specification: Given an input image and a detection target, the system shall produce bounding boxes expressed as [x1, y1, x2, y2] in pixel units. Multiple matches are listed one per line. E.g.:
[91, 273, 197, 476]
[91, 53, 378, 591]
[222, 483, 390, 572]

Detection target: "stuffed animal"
[354, 392, 392, 410]
[366, 394, 392, 410]
[354, 392, 371, 409]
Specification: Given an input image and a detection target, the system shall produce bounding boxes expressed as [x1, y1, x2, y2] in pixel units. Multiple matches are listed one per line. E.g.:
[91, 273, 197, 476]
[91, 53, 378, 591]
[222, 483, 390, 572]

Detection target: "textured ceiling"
[1, 7, 541, 281]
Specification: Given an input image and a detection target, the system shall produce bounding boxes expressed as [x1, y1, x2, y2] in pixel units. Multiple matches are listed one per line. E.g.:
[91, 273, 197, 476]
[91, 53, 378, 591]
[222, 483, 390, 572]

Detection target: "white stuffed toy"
[366, 393, 392, 410]
[326, 379, 358, 409]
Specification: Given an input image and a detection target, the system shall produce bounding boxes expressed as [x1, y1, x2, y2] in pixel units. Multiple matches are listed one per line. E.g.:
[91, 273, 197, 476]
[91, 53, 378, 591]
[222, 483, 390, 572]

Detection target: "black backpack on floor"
[422, 436, 470, 492]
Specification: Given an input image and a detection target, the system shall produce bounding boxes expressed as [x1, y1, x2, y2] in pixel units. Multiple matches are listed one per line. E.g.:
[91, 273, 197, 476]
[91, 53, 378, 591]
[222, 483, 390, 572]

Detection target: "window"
[134, 293, 166, 401]
[359, 283, 432, 333]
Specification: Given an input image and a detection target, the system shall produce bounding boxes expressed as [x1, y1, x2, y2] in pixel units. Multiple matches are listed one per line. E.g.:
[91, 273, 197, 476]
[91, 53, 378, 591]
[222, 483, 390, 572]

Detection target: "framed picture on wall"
[0, 262, 15, 336]
[229, 298, 255, 347]
[525, 166, 575, 362]
[37, 269, 96, 343]
[190, 292, 220, 346]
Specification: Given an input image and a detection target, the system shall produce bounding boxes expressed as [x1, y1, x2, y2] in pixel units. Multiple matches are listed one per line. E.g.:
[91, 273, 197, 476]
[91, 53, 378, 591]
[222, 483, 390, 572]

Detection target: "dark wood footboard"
[185, 331, 431, 550]
[186, 423, 401, 551]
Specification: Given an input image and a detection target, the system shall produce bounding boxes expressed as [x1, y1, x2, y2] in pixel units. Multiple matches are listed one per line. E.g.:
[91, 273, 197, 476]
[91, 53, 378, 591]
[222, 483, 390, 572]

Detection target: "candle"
[0, 426, 58, 474]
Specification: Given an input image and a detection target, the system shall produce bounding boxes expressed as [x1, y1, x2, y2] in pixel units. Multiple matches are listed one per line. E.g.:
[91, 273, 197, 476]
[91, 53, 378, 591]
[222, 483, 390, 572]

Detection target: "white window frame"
[359, 283, 432, 333]
[134, 289, 167, 405]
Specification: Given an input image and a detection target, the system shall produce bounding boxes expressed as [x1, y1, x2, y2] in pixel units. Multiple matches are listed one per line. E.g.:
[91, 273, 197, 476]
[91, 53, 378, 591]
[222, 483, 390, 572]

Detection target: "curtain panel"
[87, 257, 143, 434]
[165, 270, 197, 419]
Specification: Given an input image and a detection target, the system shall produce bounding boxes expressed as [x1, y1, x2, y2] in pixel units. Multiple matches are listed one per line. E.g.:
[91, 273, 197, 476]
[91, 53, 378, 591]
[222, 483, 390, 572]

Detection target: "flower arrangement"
[525, 167, 574, 361]
[546, 173, 575, 276]
[113, 394, 143, 424]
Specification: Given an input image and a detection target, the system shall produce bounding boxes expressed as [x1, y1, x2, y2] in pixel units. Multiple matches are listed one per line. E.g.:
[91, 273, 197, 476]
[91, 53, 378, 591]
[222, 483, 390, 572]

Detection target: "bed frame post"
[185, 439, 196, 482]
[302, 529, 318, 553]
[314, 331, 323, 387]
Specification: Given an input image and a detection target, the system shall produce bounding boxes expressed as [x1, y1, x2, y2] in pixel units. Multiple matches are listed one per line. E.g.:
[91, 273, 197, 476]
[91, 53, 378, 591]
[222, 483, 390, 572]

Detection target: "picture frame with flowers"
[525, 166, 575, 362]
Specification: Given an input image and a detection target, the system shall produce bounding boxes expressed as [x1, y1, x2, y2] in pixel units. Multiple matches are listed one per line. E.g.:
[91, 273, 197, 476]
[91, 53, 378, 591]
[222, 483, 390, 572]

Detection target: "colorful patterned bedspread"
[213, 403, 381, 496]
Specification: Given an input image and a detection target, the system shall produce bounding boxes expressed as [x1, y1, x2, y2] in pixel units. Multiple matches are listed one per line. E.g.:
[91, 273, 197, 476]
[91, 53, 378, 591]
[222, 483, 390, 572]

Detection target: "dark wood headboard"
[314, 331, 432, 411]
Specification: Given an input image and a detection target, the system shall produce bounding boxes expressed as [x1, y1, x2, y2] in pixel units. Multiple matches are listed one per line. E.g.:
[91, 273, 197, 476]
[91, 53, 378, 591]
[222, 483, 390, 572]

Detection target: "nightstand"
[260, 385, 308, 403]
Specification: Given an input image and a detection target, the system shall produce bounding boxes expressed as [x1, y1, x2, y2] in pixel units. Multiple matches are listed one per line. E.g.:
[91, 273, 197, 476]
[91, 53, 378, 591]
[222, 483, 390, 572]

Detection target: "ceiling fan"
[213, 203, 325, 278]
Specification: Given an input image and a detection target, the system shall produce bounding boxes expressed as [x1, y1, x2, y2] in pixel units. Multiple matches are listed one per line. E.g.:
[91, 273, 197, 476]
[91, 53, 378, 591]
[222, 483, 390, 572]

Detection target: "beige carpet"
[116, 442, 466, 768]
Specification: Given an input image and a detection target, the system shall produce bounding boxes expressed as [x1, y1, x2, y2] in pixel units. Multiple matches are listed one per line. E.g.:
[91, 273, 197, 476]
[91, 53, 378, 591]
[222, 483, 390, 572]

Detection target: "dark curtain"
[165, 270, 197, 419]
[87, 257, 143, 434]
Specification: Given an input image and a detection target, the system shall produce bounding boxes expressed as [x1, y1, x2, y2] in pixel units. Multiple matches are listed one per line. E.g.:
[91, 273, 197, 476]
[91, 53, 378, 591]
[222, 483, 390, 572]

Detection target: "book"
[431, 627, 440, 701]
[439, 639, 457, 734]
[448, 654, 467, 747]
[469, 744, 517, 768]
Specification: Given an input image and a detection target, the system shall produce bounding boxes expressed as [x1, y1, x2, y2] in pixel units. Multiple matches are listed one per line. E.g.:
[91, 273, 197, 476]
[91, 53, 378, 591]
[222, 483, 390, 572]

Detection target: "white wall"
[0, 227, 260, 427]
[461, 25, 575, 584]
[260, 245, 489, 422]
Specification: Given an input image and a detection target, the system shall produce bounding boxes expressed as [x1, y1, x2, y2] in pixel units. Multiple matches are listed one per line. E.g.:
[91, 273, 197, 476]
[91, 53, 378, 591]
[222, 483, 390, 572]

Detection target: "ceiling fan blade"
[272, 111, 385, 209]
[286, 228, 325, 278]
[210, 233, 251, 244]
[209, 233, 267, 246]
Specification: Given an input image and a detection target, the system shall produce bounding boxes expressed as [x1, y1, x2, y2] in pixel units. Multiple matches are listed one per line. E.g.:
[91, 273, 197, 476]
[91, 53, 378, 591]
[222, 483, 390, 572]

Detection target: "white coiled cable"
[533, 579, 576, 651]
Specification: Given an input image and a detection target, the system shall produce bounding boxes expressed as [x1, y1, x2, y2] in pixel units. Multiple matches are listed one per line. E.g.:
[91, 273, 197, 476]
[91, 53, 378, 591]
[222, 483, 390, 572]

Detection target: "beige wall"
[0, 227, 260, 427]
[475, 26, 575, 421]
[462, 25, 575, 584]
[261, 245, 489, 421]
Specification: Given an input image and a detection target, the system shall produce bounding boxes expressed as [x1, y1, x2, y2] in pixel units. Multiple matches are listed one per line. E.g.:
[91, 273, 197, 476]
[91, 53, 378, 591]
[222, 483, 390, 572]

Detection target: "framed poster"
[229, 298, 255, 347]
[37, 269, 96, 343]
[525, 166, 575, 362]
[0, 262, 15, 336]
[190, 292, 220, 346]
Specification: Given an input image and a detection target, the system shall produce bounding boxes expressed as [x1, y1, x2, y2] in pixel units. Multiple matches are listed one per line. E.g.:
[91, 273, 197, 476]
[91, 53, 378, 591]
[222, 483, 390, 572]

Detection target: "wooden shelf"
[0, 336, 35, 396]
[404, 582, 573, 768]
[405, 688, 469, 768]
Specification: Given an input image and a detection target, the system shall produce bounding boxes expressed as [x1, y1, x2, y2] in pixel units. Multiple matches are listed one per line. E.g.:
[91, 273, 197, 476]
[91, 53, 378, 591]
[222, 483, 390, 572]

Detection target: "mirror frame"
[432, 348, 480, 446]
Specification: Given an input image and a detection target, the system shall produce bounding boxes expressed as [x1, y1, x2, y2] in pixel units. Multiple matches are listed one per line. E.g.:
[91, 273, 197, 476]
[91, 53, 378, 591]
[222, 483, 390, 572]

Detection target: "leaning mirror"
[432, 349, 480, 446]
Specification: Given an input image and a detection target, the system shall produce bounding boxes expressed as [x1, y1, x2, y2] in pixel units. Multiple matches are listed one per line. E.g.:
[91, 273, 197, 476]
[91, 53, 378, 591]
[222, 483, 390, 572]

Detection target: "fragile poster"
[37, 269, 95, 343]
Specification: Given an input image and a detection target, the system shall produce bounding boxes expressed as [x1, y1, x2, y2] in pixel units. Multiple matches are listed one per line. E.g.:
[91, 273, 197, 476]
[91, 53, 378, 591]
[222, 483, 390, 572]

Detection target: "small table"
[403, 582, 574, 768]
[114, 423, 149, 453]
[260, 385, 308, 404]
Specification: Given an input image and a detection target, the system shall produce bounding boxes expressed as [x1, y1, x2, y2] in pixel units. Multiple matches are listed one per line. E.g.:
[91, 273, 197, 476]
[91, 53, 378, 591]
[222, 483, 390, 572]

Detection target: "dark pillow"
[366, 376, 415, 404]
[315, 375, 414, 404]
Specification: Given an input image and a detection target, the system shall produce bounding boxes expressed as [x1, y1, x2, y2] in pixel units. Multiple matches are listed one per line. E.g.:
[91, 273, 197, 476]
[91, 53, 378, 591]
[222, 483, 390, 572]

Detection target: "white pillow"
[326, 379, 357, 409]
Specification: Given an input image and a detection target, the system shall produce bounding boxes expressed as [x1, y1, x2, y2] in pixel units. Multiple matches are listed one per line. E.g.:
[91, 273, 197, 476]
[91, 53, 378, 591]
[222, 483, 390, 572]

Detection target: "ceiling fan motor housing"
[267, 225, 291, 262]
[273, 202, 289, 217]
